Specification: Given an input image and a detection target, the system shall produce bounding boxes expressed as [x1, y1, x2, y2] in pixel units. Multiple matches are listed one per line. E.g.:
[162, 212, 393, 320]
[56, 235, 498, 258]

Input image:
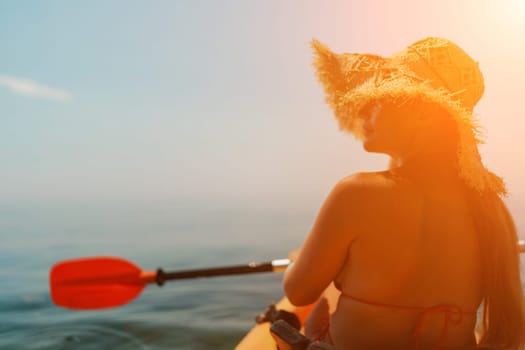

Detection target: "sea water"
[0, 202, 311, 350]
[1, 202, 524, 350]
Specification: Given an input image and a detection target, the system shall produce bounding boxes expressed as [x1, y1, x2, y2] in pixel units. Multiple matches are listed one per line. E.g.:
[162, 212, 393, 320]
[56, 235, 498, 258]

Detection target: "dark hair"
[468, 189, 525, 349]
[425, 97, 525, 348]
[396, 97, 525, 348]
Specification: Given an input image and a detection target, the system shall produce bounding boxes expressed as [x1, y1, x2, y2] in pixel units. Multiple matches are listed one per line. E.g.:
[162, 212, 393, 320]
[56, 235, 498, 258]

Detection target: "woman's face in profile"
[359, 100, 420, 157]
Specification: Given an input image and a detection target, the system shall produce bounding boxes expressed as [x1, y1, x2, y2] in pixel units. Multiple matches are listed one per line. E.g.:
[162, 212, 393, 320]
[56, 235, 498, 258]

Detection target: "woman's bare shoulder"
[334, 171, 423, 205]
[337, 171, 417, 191]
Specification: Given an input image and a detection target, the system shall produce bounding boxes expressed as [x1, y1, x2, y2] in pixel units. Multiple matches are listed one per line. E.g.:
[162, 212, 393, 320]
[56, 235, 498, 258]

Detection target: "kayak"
[235, 296, 315, 350]
[236, 241, 525, 349]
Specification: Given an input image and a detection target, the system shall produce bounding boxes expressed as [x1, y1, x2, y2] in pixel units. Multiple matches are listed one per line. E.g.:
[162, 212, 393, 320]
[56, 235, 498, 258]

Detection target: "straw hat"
[312, 37, 506, 195]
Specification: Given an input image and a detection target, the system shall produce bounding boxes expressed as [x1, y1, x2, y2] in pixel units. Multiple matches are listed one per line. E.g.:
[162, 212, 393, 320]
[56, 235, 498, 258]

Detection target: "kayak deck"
[235, 297, 314, 350]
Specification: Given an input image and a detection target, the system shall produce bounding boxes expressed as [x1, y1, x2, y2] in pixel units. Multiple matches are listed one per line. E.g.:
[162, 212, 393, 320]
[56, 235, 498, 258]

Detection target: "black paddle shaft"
[155, 262, 276, 286]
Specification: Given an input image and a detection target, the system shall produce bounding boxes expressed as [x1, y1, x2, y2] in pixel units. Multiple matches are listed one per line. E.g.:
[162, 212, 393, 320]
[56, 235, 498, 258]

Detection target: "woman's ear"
[414, 101, 442, 129]
[416, 111, 433, 128]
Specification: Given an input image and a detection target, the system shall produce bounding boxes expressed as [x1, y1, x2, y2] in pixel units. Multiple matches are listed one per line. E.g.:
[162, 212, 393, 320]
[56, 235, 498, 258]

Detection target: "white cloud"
[0, 75, 71, 102]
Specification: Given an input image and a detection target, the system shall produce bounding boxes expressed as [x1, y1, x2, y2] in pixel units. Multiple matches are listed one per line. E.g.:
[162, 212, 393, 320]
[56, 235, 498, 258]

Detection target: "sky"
[1, 0, 525, 233]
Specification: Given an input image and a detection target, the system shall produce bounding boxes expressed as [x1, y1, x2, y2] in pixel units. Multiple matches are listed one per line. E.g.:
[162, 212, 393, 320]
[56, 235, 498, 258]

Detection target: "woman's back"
[330, 171, 482, 350]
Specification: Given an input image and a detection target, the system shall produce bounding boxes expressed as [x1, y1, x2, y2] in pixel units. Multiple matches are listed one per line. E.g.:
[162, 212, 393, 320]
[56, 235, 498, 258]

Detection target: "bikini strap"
[345, 294, 474, 350]
[412, 304, 464, 350]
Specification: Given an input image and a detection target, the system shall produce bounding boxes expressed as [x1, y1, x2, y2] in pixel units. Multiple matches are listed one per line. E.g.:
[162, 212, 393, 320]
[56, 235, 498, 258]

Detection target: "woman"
[283, 37, 525, 350]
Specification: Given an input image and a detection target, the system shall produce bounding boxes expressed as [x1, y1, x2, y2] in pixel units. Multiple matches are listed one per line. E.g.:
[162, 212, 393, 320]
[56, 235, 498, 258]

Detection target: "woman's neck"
[389, 150, 461, 187]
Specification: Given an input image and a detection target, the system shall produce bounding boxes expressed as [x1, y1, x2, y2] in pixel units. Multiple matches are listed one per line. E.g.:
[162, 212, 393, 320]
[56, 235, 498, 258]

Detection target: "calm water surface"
[0, 203, 309, 349]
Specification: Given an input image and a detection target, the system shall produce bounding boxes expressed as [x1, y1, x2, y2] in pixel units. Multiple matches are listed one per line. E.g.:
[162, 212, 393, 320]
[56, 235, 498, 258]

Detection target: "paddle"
[49, 256, 291, 310]
[51, 241, 525, 310]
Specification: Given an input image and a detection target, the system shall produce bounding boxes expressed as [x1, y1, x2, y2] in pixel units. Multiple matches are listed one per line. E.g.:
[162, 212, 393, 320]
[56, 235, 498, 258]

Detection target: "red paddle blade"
[50, 257, 147, 310]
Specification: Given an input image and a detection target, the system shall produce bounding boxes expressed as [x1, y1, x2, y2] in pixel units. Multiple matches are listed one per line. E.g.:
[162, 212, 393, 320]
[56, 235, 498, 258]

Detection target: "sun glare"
[501, 0, 525, 23]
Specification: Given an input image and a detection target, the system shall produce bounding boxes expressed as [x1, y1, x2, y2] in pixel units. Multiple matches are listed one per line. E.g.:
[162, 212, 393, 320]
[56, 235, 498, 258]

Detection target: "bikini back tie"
[346, 294, 474, 350]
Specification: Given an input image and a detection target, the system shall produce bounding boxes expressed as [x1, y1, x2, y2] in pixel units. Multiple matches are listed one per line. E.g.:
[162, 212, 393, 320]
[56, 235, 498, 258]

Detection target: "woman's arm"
[283, 176, 360, 306]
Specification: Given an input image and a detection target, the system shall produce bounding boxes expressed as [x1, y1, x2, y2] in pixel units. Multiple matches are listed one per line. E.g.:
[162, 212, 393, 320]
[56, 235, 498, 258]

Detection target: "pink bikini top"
[322, 294, 476, 350]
